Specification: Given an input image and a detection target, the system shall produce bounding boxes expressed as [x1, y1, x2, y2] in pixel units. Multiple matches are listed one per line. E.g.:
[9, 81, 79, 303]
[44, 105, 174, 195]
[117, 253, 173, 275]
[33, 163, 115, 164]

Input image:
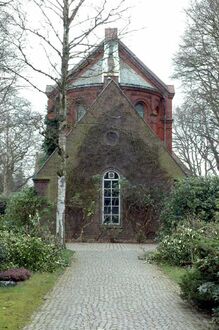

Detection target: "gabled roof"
[119, 41, 174, 95]
[46, 36, 174, 97]
[37, 80, 185, 180]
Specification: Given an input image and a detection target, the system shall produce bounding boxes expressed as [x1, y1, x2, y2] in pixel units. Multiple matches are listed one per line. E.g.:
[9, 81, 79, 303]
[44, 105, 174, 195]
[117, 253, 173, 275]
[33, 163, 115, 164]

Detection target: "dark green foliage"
[151, 220, 219, 320]
[152, 175, 219, 323]
[42, 115, 59, 156]
[0, 196, 8, 215]
[4, 187, 52, 235]
[0, 243, 8, 265]
[180, 243, 219, 312]
[161, 176, 219, 235]
[0, 231, 70, 272]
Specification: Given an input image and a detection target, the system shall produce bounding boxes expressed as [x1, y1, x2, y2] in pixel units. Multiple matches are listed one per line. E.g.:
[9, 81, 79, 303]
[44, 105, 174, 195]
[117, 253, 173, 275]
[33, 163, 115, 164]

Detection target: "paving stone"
[24, 243, 210, 330]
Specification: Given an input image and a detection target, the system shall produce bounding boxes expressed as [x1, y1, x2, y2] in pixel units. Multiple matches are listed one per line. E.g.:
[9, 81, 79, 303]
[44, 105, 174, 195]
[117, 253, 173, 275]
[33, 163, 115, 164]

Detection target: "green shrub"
[0, 231, 68, 272]
[180, 237, 219, 316]
[0, 243, 8, 265]
[0, 195, 8, 215]
[180, 256, 219, 311]
[151, 224, 201, 266]
[3, 187, 52, 235]
[160, 177, 219, 235]
[151, 221, 219, 266]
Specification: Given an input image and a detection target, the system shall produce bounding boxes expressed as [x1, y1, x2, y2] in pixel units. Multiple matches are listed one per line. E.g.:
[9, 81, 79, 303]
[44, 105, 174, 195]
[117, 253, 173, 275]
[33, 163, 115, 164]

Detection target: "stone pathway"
[24, 243, 210, 330]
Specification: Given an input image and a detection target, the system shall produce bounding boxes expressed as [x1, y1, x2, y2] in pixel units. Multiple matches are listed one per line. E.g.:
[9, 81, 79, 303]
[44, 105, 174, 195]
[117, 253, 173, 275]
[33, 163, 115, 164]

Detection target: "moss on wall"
[65, 108, 171, 240]
[35, 80, 185, 241]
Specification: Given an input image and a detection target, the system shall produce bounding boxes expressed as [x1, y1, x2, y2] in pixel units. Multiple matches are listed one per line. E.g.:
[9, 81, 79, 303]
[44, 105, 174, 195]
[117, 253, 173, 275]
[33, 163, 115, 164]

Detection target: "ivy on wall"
[42, 115, 59, 156]
[64, 110, 171, 241]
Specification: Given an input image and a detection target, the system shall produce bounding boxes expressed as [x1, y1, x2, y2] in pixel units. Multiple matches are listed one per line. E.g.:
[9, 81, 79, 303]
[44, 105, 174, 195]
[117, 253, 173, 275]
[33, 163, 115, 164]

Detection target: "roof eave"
[119, 40, 172, 96]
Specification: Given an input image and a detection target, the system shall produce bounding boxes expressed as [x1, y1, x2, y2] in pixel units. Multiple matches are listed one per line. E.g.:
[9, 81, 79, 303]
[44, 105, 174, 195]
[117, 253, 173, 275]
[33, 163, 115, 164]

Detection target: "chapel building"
[34, 28, 186, 241]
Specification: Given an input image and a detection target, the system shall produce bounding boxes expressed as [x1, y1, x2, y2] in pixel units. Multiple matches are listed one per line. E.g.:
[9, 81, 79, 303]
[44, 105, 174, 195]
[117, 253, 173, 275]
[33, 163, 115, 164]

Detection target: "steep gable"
[55, 36, 174, 97]
[37, 80, 185, 184]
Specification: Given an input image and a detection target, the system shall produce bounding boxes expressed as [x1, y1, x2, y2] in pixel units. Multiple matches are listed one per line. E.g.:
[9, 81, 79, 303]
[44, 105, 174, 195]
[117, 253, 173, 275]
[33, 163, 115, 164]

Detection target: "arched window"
[102, 170, 120, 225]
[135, 102, 145, 118]
[76, 103, 86, 121]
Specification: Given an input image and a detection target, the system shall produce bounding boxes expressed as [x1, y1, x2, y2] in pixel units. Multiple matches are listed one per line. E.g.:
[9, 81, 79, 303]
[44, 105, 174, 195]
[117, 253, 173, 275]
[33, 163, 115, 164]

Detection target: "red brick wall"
[47, 84, 173, 152]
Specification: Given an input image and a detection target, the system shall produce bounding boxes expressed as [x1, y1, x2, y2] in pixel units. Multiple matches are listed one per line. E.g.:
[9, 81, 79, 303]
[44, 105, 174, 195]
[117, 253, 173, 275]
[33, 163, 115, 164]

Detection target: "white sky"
[21, 0, 190, 114]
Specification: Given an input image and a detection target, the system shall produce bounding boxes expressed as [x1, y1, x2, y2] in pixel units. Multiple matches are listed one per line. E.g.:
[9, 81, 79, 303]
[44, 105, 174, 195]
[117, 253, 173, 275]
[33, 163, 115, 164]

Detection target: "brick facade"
[34, 30, 184, 242]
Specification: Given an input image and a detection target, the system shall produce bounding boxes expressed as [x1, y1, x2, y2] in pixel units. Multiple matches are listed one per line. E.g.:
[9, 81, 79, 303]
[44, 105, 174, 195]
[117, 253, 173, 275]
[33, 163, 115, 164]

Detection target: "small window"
[76, 103, 86, 121]
[135, 102, 144, 118]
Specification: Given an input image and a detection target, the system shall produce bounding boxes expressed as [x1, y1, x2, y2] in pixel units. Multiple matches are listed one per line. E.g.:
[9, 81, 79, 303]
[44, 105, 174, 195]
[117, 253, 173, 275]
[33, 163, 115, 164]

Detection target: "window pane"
[112, 189, 119, 197]
[112, 198, 119, 206]
[114, 172, 119, 179]
[77, 104, 86, 121]
[104, 215, 111, 224]
[104, 181, 111, 188]
[112, 216, 119, 224]
[104, 198, 111, 206]
[112, 181, 118, 188]
[104, 189, 111, 197]
[112, 207, 119, 215]
[104, 207, 111, 214]
[135, 102, 144, 118]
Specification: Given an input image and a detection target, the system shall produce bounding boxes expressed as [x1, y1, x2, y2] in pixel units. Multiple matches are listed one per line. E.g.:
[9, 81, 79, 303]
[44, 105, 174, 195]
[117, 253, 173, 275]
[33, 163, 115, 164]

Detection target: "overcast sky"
[21, 0, 191, 113]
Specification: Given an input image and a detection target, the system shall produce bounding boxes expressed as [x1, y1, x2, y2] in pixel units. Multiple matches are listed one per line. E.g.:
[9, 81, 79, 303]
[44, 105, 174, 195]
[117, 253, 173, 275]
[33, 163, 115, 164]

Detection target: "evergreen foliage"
[161, 176, 219, 235]
[3, 187, 52, 236]
[42, 115, 59, 156]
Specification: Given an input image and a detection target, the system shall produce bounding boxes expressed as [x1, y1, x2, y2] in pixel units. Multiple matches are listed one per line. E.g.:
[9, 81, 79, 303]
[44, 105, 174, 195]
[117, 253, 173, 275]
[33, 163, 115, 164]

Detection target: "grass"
[0, 249, 74, 330]
[159, 263, 188, 284]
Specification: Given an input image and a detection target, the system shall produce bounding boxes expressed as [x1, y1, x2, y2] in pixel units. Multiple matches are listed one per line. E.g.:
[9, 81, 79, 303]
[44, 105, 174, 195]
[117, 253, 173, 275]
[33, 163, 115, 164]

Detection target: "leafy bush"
[161, 177, 219, 235]
[171, 231, 219, 321]
[0, 195, 8, 215]
[0, 243, 8, 265]
[151, 221, 219, 266]
[150, 224, 202, 266]
[3, 187, 52, 235]
[180, 248, 219, 312]
[0, 268, 31, 282]
[0, 231, 69, 272]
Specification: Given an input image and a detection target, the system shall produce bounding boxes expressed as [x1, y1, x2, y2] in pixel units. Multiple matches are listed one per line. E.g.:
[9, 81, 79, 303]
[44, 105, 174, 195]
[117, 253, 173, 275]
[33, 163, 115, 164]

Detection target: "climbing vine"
[64, 110, 171, 241]
[42, 115, 59, 156]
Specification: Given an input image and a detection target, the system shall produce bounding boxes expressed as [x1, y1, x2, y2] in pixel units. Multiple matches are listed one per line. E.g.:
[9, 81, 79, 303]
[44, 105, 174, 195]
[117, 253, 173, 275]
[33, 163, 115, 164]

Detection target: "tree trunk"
[3, 167, 13, 196]
[55, 0, 70, 246]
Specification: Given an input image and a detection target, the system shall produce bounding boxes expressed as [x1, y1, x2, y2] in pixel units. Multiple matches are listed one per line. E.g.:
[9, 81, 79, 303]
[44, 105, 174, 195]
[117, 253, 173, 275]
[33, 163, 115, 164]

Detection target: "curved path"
[25, 243, 209, 330]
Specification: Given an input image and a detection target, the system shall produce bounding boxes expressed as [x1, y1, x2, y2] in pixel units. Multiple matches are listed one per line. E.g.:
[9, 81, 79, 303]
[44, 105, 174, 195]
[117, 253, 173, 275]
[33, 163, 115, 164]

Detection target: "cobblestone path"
[25, 243, 209, 330]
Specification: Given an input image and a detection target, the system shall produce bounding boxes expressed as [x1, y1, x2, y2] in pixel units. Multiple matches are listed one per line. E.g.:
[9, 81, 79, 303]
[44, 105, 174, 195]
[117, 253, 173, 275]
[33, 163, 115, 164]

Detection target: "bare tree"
[0, 1, 24, 103]
[5, 0, 130, 244]
[0, 89, 42, 196]
[0, 2, 42, 196]
[173, 0, 219, 172]
[173, 102, 218, 176]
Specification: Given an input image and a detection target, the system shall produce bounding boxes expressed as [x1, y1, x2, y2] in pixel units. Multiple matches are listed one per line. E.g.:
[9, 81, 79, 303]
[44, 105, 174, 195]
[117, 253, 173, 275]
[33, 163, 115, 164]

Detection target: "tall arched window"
[135, 102, 145, 118]
[102, 171, 120, 225]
